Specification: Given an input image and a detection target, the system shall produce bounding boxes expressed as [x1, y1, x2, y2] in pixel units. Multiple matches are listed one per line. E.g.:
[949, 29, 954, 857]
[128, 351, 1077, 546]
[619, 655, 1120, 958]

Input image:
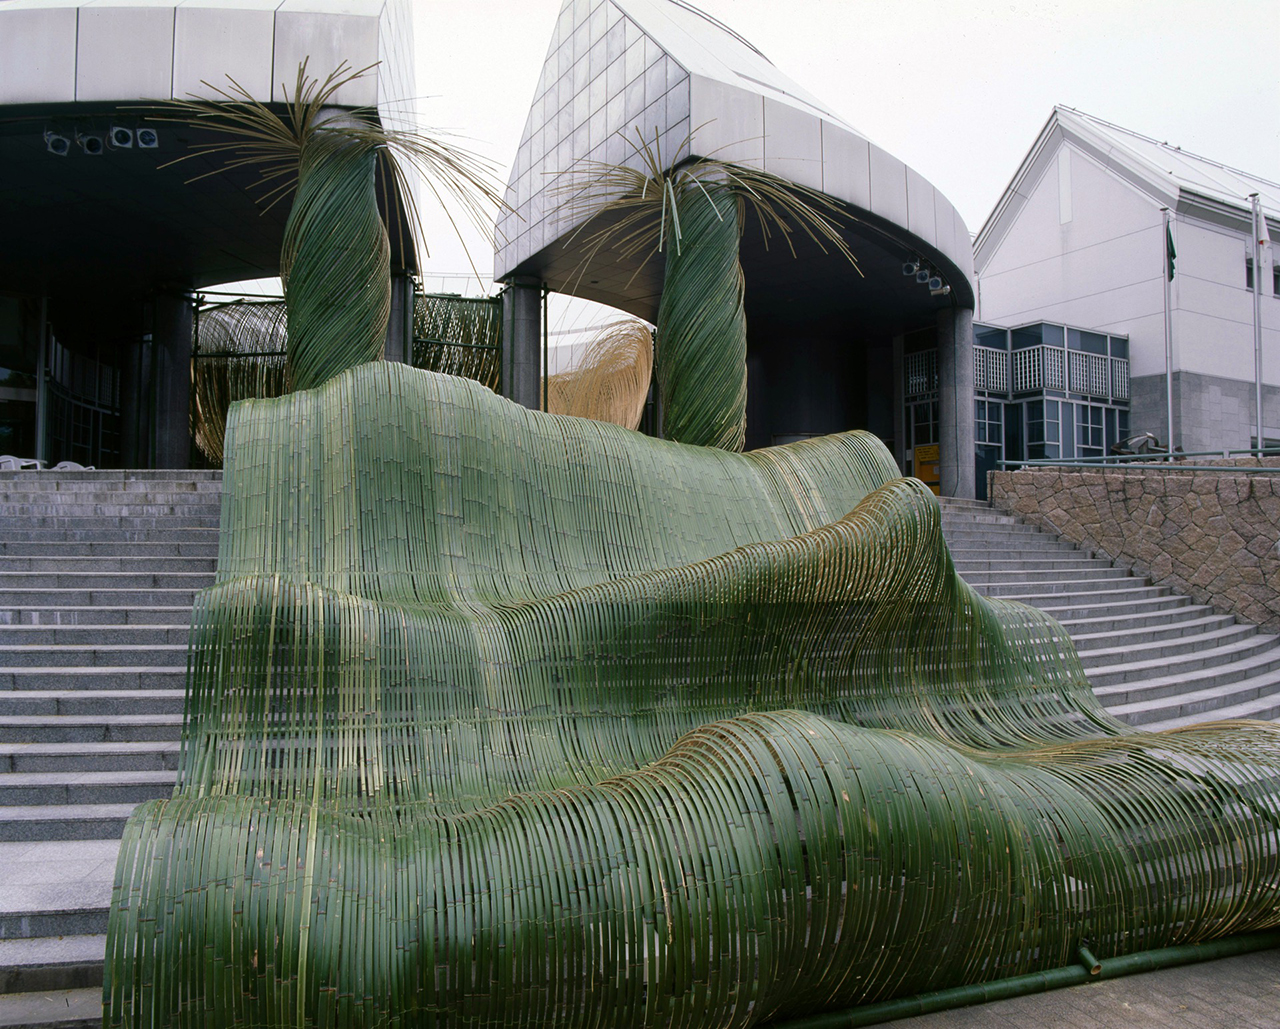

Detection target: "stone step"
[0, 987, 100, 1025]
[951, 555, 1113, 572]
[0, 713, 182, 744]
[0, 770, 174, 807]
[0, 469, 221, 482]
[958, 563, 1126, 582]
[0, 556, 216, 573]
[0, 516, 218, 531]
[1055, 601, 1214, 635]
[0, 507, 219, 523]
[0, 540, 218, 558]
[947, 541, 1081, 556]
[1095, 645, 1280, 707]
[0, 572, 212, 590]
[1028, 592, 1191, 621]
[0, 528, 217, 544]
[0, 644, 188, 668]
[1143, 676, 1280, 730]
[1107, 663, 1280, 727]
[0, 478, 220, 491]
[0, 935, 105, 995]
[0, 589, 203, 607]
[0, 838, 115, 937]
[1084, 632, 1280, 687]
[938, 518, 1038, 533]
[1068, 612, 1237, 649]
[0, 802, 137, 842]
[0, 490, 221, 507]
[0, 742, 180, 774]
[0, 666, 186, 691]
[936, 497, 993, 508]
[0, 606, 195, 627]
[973, 574, 1143, 598]
[0, 691, 186, 718]
[0, 625, 190, 646]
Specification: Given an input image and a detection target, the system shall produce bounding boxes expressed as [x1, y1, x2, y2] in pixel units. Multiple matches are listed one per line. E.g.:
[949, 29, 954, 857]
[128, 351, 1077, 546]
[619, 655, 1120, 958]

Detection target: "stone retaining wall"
[988, 463, 1280, 634]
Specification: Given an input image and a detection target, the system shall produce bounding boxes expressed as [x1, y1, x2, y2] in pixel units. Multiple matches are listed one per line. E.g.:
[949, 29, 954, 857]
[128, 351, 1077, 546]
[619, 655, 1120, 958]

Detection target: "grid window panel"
[1013, 348, 1040, 392]
[974, 347, 1008, 394]
[905, 350, 938, 400]
[1111, 358, 1130, 401]
[1068, 351, 1110, 398]
[1043, 347, 1065, 392]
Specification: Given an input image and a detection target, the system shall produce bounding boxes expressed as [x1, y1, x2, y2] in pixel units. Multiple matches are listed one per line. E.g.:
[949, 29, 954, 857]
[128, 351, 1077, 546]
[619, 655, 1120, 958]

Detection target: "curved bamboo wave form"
[547, 319, 654, 429]
[106, 363, 1280, 1028]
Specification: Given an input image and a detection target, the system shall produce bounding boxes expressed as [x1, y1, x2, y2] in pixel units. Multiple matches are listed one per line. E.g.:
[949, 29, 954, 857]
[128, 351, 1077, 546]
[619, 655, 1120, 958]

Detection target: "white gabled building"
[975, 106, 1280, 454]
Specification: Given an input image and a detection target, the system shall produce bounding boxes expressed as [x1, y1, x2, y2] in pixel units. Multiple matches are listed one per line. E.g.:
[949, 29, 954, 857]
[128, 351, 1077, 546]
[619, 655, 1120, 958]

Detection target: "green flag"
[1166, 222, 1177, 281]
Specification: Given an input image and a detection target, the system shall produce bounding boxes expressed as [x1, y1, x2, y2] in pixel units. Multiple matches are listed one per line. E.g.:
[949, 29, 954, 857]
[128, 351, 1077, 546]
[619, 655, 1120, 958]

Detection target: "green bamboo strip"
[105, 362, 1280, 1029]
[655, 184, 746, 449]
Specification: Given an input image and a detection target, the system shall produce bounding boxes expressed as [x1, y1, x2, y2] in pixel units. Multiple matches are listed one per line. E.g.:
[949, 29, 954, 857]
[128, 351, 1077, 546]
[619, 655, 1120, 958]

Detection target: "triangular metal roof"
[1057, 106, 1279, 217]
[976, 105, 1278, 270]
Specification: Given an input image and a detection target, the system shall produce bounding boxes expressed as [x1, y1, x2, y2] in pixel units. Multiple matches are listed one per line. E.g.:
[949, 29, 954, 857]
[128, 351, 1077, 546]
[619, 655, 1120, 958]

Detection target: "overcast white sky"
[410, 0, 1279, 297]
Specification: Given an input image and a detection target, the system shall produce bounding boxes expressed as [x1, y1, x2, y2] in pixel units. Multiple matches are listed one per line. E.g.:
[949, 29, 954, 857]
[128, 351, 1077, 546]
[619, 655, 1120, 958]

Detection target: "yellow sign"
[914, 444, 941, 496]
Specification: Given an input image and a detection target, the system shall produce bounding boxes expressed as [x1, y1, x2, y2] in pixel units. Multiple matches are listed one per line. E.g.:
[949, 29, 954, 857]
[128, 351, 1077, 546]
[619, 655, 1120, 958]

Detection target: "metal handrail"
[998, 447, 1280, 473]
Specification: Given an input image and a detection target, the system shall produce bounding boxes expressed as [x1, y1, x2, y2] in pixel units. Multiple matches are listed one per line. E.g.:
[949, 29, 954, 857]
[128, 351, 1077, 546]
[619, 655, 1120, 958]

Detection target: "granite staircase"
[940, 495, 1280, 728]
[0, 470, 219, 1022]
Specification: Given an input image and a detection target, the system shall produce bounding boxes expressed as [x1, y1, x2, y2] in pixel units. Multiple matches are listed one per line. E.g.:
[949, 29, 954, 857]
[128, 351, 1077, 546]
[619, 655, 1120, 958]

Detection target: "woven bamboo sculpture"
[106, 360, 1280, 1028]
[190, 301, 290, 464]
[563, 131, 857, 451]
[111, 58, 1280, 1029]
[547, 319, 653, 429]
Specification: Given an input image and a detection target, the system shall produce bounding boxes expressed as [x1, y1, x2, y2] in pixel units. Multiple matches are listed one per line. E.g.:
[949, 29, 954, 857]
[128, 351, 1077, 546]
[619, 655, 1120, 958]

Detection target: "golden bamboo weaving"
[106, 360, 1280, 1029]
[547, 319, 653, 429]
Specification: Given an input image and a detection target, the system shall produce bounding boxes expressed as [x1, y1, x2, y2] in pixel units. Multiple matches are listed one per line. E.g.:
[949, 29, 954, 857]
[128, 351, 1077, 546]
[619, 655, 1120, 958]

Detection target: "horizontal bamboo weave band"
[106, 363, 1280, 1028]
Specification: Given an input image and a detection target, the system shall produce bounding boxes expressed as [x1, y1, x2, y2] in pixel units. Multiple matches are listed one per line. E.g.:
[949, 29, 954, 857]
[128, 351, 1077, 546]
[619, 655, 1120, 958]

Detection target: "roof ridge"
[1055, 104, 1280, 193]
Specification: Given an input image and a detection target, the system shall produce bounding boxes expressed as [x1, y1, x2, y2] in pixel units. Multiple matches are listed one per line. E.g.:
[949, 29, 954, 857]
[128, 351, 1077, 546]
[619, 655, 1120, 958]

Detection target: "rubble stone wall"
[988, 463, 1280, 634]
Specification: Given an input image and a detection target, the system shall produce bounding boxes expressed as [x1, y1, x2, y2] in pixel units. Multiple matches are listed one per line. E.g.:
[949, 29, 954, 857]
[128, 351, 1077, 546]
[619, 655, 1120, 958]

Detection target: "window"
[974, 399, 1003, 447]
[1247, 257, 1254, 290]
[1076, 404, 1104, 456]
[1274, 264, 1280, 297]
[911, 399, 938, 448]
[1024, 399, 1060, 460]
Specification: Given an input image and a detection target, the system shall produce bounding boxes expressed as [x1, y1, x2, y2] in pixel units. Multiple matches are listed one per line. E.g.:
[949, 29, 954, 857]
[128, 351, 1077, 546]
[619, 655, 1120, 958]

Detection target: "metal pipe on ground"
[768, 930, 1280, 1029]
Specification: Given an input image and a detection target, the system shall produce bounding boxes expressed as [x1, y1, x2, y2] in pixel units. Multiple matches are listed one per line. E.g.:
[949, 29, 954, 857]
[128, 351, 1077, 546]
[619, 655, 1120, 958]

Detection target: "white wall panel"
[905, 167, 936, 249]
[688, 76, 762, 167]
[0, 7, 77, 104]
[1174, 308, 1271, 381]
[272, 10, 379, 107]
[933, 192, 957, 267]
[762, 96, 821, 193]
[76, 6, 175, 102]
[173, 7, 275, 100]
[819, 122, 869, 211]
[867, 143, 907, 228]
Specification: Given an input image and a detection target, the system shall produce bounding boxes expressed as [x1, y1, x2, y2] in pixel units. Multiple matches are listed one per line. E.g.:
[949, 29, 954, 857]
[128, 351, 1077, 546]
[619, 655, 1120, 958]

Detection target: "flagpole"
[1251, 193, 1264, 453]
[1162, 207, 1174, 453]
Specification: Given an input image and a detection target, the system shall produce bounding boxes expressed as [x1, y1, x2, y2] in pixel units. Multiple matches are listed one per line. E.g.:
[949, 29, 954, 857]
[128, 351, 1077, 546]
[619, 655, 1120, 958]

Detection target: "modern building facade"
[494, 0, 981, 497]
[0, 0, 417, 468]
[976, 106, 1279, 455]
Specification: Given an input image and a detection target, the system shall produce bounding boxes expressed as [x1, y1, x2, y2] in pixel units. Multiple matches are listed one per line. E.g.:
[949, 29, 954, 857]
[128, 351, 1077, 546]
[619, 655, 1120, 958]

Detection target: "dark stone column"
[385, 272, 414, 365]
[151, 292, 193, 469]
[937, 306, 975, 499]
[501, 277, 542, 410]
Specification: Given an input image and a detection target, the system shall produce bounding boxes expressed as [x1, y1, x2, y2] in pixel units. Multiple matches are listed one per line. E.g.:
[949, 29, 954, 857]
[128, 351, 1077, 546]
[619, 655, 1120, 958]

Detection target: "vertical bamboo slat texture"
[106, 361, 1280, 1029]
